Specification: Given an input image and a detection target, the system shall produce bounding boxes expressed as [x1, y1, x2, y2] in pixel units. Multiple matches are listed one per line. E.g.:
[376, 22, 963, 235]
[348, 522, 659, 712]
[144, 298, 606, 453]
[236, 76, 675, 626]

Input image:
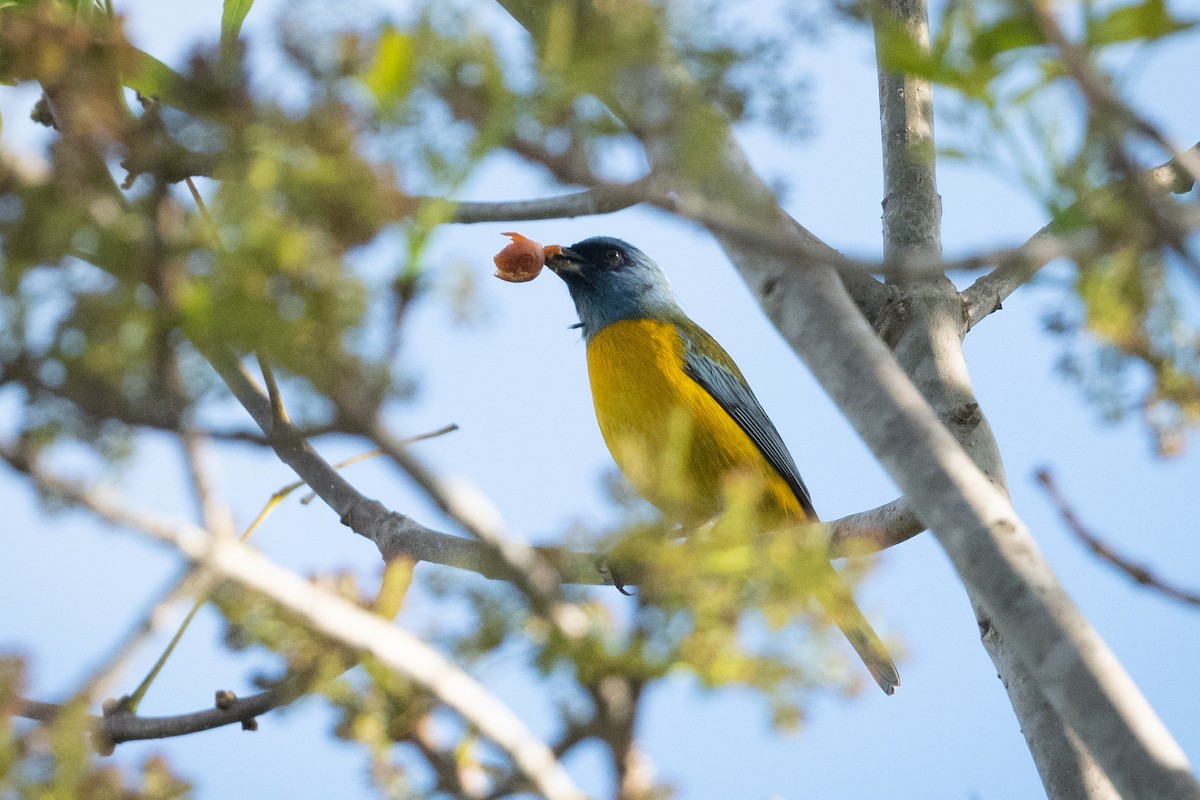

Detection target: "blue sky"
[2, 1, 1199, 798]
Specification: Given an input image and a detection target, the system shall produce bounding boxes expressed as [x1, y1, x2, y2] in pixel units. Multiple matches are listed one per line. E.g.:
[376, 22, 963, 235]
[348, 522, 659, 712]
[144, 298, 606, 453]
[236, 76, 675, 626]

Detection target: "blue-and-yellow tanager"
[546, 236, 899, 695]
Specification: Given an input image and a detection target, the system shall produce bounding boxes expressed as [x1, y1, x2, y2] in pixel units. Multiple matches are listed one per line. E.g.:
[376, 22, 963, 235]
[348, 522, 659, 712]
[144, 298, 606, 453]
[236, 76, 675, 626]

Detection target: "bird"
[545, 235, 899, 695]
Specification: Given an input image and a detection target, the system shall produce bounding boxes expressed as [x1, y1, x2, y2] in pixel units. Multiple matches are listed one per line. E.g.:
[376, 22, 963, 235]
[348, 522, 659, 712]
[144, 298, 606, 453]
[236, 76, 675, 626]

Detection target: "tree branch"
[3, 451, 585, 800]
[500, 98, 894, 326]
[976, 619, 1121, 800]
[325, 386, 590, 641]
[17, 675, 307, 745]
[436, 180, 652, 223]
[872, 2, 1138, 796]
[734, 208, 1200, 800]
[962, 143, 1200, 330]
[1036, 469, 1200, 608]
[827, 497, 923, 555]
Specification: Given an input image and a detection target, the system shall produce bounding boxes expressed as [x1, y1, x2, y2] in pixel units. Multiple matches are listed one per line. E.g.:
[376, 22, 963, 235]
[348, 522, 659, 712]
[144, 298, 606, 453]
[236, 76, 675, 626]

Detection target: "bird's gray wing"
[676, 319, 817, 519]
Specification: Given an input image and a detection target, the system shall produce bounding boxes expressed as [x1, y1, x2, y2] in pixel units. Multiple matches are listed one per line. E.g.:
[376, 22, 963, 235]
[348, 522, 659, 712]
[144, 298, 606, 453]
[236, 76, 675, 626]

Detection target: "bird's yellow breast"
[586, 319, 803, 525]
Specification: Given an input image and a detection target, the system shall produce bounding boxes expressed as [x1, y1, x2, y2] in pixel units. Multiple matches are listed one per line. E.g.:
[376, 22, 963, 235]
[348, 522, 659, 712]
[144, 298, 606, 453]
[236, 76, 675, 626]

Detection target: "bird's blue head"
[546, 236, 681, 338]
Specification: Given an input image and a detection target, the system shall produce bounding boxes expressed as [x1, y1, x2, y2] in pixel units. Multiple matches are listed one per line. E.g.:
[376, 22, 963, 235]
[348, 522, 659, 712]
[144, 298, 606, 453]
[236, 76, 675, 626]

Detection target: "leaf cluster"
[876, 0, 1200, 451]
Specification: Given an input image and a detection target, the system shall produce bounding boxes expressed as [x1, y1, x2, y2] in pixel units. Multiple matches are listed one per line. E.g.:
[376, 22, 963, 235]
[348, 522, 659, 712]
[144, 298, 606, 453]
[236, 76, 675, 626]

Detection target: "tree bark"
[869, 2, 1118, 797]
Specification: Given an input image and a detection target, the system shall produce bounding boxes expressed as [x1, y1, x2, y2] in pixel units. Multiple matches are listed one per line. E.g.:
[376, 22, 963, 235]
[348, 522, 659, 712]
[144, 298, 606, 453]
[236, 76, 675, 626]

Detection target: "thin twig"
[298, 424, 459, 505]
[177, 426, 236, 538]
[332, 397, 590, 640]
[1035, 469, 1200, 608]
[257, 353, 291, 428]
[68, 567, 210, 711]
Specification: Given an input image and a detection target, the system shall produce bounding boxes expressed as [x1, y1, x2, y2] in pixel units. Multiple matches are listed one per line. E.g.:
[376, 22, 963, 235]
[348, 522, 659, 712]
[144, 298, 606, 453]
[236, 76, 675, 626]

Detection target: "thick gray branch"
[827, 497, 923, 555]
[979, 621, 1121, 800]
[872, 0, 941, 264]
[872, 2, 1129, 796]
[731, 231, 1199, 800]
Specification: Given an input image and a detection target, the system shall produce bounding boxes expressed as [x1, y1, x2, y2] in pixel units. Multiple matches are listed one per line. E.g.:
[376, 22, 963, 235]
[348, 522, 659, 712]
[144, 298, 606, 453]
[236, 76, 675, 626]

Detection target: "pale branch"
[963, 218, 1133, 330]
[871, 2, 1142, 797]
[0, 408, 937, 595]
[872, 0, 942, 264]
[252, 354, 590, 643]
[977, 619, 1121, 800]
[322, 383, 588, 638]
[172, 533, 588, 800]
[342, 490, 918, 577]
[175, 407, 238, 539]
[436, 180, 652, 224]
[730, 221, 1200, 800]
[443, 170, 1196, 296]
[204, 423, 351, 445]
[827, 497, 923, 555]
[505, 108, 895, 325]
[488, 168, 972, 277]
[1036, 469, 1200, 608]
[869, 12, 1094, 795]
[484, 720, 601, 800]
[656, 185, 1199, 284]
[5, 455, 585, 800]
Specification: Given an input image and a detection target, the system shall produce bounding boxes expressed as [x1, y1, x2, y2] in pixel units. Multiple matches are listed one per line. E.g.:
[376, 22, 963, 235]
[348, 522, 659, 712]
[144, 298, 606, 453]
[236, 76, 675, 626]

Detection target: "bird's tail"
[814, 567, 900, 695]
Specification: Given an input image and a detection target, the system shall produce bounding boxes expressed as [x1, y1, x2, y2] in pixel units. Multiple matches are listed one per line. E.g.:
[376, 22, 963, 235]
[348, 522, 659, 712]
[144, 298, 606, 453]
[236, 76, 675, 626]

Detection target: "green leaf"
[221, 0, 255, 52]
[875, 17, 965, 88]
[967, 13, 1046, 61]
[123, 48, 211, 116]
[1088, 0, 1196, 46]
[937, 146, 973, 161]
[363, 27, 415, 110]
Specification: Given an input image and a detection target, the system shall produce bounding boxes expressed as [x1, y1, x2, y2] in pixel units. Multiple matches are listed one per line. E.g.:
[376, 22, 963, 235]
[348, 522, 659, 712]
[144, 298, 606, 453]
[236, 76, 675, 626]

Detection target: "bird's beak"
[545, 245, 583, 278]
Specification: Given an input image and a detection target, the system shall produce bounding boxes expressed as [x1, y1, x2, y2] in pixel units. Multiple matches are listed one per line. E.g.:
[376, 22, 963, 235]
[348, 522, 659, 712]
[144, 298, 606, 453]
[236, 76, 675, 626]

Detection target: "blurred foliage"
[0, 0, 828, 459]
[876, 0, 1200, 452]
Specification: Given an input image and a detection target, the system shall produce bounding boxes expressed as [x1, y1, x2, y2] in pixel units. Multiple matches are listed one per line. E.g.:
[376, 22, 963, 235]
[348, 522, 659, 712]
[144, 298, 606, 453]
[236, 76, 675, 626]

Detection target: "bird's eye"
[603, 249, 625, 268]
